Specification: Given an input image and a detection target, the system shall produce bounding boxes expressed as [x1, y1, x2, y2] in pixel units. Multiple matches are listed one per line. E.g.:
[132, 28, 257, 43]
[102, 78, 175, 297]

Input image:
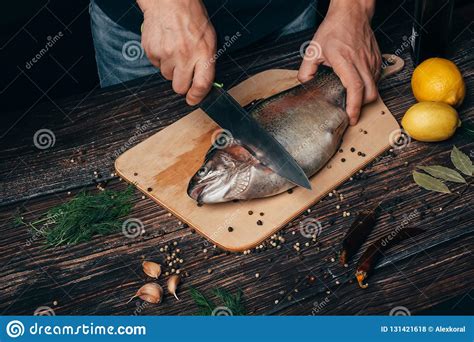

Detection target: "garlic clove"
[167, 275, 181, 301]
[129, 283, 163, 304]
[142, 261, 162, 279]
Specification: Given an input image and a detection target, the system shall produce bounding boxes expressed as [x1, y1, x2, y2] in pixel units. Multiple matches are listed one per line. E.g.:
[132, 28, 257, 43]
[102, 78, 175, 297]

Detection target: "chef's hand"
[298, 0, 381, 125]
[138, 0, 217, 105]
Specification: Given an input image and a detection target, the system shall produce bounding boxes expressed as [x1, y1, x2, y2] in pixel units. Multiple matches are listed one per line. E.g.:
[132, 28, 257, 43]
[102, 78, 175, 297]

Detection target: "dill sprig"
[14, 186, 134, 247]
[190, 287, 246, 316]
[213, 288, 246, 316]
[189, 288, 216, 316]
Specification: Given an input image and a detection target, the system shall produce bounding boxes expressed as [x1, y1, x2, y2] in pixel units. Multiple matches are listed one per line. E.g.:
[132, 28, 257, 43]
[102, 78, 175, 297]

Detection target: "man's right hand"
[138, 0, 217, 105]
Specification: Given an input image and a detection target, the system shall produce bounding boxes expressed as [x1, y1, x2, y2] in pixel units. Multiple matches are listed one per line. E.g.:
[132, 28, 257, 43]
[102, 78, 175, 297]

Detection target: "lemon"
[401, 102, 460, 142]
[411, 58, 465, 107]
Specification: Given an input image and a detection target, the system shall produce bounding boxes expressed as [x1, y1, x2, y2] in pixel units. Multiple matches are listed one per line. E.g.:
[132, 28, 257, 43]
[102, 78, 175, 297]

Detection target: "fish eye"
[197, 166, 208, 177]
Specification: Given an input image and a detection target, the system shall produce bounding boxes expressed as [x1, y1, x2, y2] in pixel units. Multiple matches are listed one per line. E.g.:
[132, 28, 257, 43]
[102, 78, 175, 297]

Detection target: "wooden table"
[1, 1, 473, 315]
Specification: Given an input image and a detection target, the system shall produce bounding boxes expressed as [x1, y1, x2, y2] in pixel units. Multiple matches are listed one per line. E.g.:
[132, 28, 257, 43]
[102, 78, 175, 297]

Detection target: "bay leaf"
[417, 165, 466, 183]
[450, 146, 472, 176]
[413, 171, 451, 194]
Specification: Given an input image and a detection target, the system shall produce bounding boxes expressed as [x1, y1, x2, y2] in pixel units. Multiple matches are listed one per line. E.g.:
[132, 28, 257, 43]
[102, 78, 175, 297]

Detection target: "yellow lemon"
[411, 58, 465, 107]
[401, 102, 460, 142]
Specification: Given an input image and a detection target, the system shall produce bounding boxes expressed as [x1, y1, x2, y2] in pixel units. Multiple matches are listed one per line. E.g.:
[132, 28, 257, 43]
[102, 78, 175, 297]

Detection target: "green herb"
[189, 288, 216, 316]
[15, 186, 134, 247]
[451, 146, 472, 176]
[213, 288, 246, 316]
[189, 287, 246, 316]
[417, 166, 465, 183]
[413, 171, 451, 194]
[413, 146, 472, 193]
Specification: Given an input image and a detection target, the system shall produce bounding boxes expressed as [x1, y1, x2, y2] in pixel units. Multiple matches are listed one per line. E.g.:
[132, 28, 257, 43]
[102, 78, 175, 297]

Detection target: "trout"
[188, 66, 348, 203]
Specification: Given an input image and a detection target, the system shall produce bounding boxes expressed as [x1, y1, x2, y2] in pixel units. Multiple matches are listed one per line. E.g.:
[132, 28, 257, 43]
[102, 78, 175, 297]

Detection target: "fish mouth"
[188, 182, 206, 201]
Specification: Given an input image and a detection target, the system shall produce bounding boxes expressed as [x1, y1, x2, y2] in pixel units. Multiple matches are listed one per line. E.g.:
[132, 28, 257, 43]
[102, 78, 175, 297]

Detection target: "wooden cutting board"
[115, 55, 404, 252]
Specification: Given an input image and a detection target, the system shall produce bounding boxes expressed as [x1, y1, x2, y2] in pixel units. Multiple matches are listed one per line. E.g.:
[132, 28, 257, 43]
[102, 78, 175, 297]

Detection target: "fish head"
[187, 144, 257, 203]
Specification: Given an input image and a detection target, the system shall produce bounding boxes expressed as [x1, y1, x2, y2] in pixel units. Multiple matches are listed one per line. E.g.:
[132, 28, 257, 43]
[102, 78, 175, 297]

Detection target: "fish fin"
[341, 91, 347, 110]
[243, 98, 265, 112]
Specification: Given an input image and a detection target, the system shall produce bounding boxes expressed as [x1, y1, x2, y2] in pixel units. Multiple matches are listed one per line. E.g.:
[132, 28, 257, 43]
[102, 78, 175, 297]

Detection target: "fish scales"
[188, 66, 349, 203]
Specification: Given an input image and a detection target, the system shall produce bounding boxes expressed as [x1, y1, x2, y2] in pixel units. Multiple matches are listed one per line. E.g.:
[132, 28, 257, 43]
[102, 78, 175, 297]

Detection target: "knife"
[199, 83, 312, 190]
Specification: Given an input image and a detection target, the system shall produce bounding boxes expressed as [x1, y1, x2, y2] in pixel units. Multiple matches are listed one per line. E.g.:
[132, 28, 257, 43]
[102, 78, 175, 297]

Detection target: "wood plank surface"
[0, 1, 473, 315]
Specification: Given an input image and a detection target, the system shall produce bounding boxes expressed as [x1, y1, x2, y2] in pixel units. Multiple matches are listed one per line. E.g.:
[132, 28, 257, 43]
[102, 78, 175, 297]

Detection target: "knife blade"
[199, 83, 312, 190]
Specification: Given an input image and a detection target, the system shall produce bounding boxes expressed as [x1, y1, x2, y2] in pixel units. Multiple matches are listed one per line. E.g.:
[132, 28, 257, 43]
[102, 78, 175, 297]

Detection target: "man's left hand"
[298, 0, 381, 125]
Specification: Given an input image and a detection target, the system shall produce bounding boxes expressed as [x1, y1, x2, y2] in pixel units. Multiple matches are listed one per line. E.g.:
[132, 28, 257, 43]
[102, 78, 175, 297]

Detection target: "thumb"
[297, 41, 323, 83]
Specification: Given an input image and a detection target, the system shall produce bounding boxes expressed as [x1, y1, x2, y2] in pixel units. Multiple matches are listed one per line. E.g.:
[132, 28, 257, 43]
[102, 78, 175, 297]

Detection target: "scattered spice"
[257, 220, 263, 226]
[341, 158, 346, 162]
[350, 147, 355, 152]
[248, 210, 253, 215]
[339, 208, 378, 265]
[147, 187, 153, 192]
[287, 189, 293, 194]
[259, 212, 264, 216]
[355, 228, 425, 289]
[227, 226, 234, 232]
[339, 149, 343, 153]
[134, 172, 138, 176]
